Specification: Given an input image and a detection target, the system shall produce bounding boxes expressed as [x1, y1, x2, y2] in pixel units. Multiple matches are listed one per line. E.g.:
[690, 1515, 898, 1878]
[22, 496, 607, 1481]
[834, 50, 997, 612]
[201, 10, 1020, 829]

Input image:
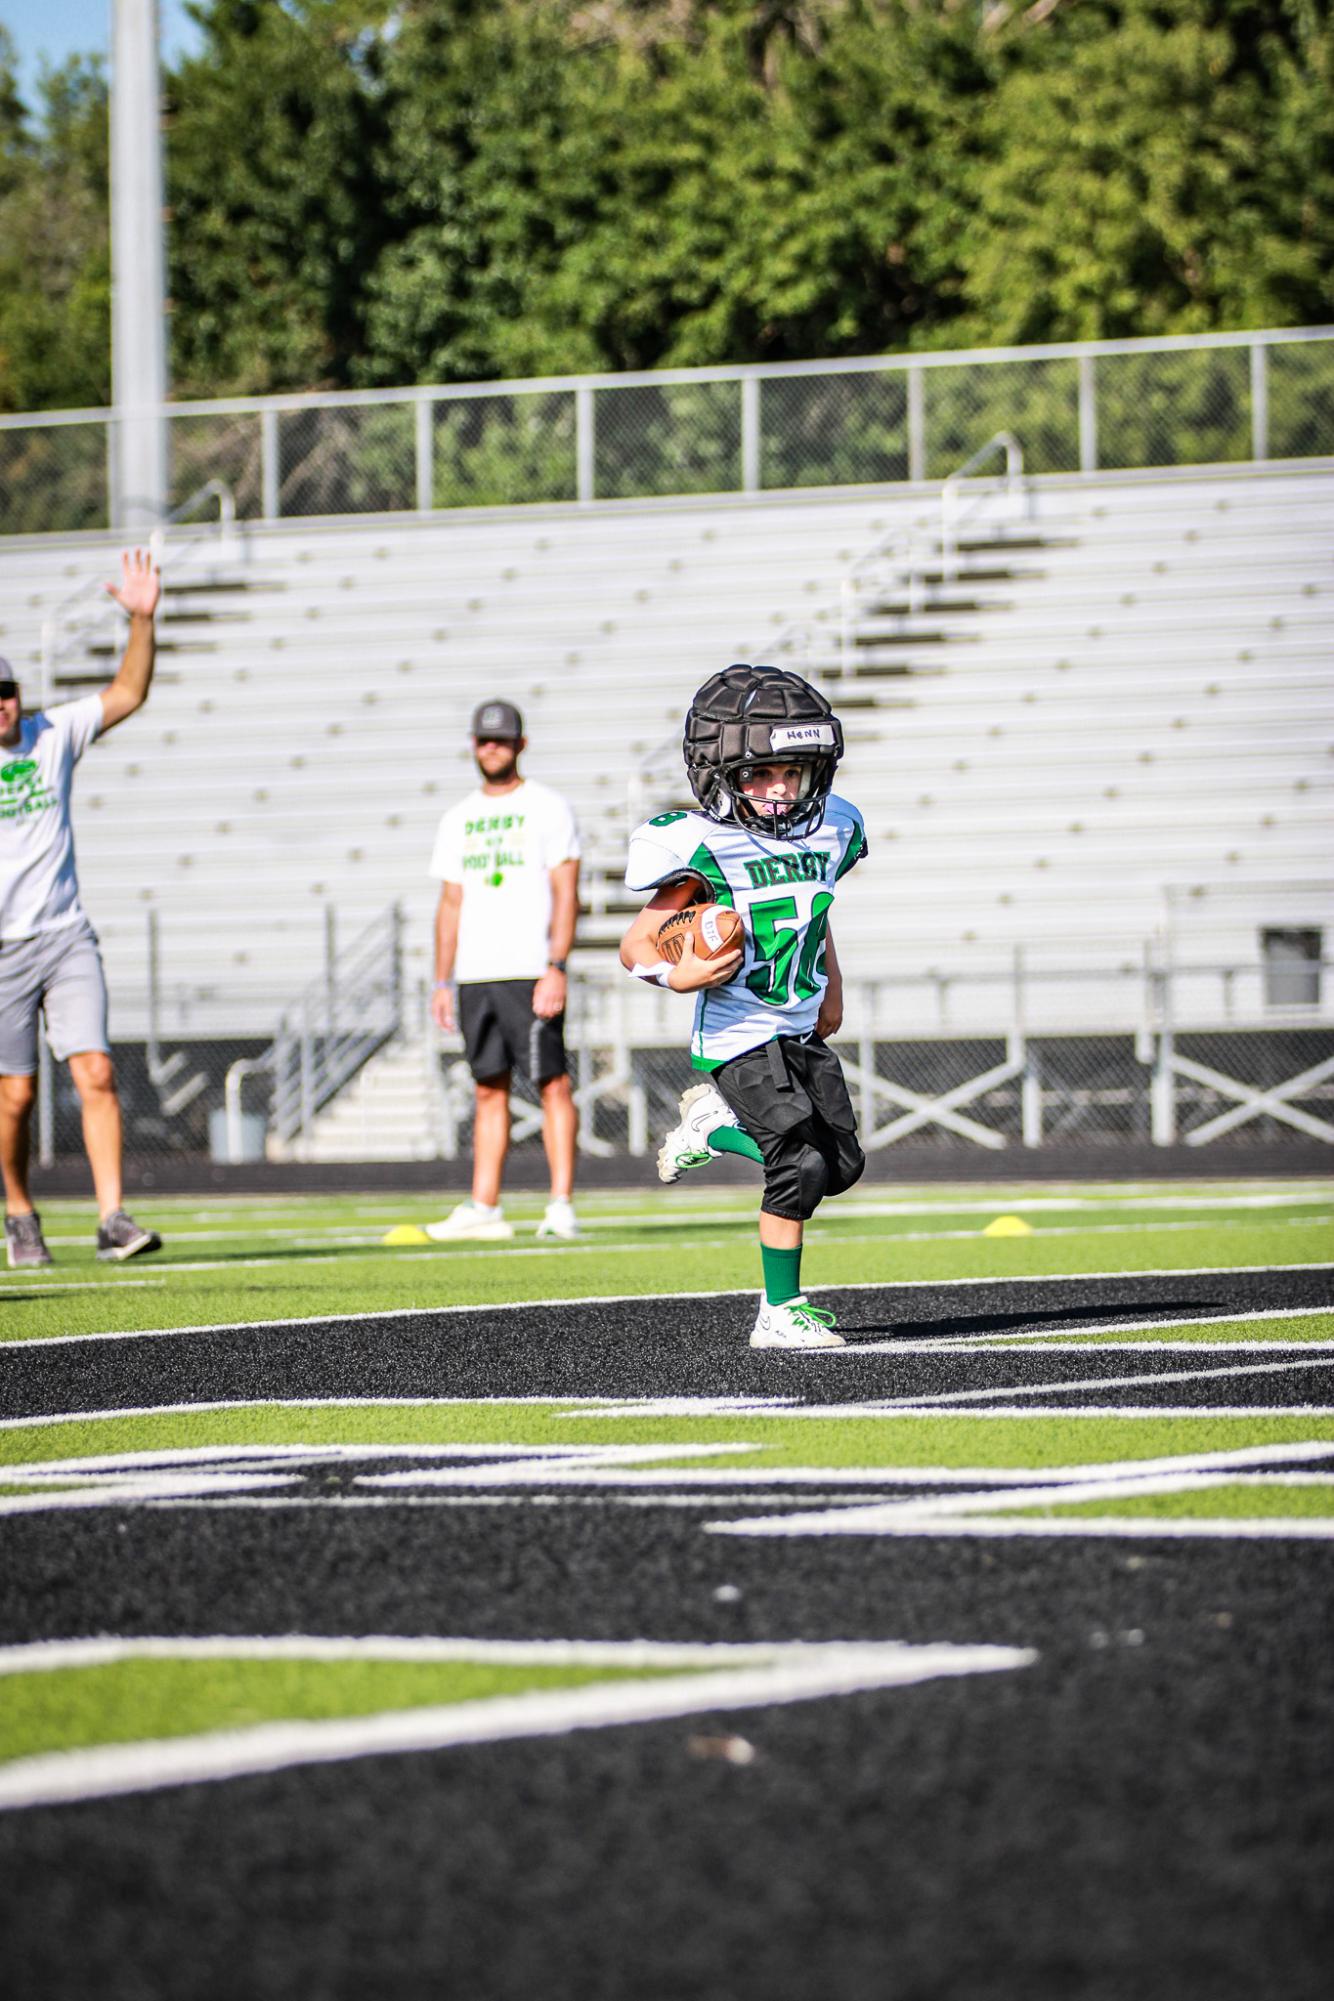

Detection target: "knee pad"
[760, 1139, 829, 1222]
[826, 1137, 866, 1199]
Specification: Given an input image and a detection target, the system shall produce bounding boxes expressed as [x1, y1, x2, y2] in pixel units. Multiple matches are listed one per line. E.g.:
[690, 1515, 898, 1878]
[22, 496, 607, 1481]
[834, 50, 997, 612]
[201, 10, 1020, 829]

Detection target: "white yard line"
[5, 1212, 1330, 1289]
[0, 1639, 1034, 1813]
[712, 1509, 1334, 1543]
[874, 1355, 1334, 1409]
[845, 1303, 1334, 1355]
[6, 1262, 1333, 1351]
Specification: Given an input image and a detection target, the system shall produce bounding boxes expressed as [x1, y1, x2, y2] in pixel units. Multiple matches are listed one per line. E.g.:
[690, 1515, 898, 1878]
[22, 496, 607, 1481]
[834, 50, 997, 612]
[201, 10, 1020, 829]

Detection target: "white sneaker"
[424, 1202, 515, 1242]
[536, 1198, 580, 1241]
[657, 1081, 740, 1184]
[750, 1296, 845, 1350]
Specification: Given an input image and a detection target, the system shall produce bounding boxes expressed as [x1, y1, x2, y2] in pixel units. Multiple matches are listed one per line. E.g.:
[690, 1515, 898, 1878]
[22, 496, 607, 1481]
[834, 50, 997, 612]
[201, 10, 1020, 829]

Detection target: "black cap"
[471, 699, 524, 742]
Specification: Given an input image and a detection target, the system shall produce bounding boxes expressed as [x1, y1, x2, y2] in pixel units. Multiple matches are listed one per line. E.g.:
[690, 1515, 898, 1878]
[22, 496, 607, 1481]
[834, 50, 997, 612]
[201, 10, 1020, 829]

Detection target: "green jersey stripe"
[687, 843, 735, 908]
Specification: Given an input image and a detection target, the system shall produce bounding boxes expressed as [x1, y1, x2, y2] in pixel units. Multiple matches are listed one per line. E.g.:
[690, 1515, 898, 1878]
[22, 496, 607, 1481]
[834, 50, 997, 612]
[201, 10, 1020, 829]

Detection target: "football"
[656, 902, 745, 967]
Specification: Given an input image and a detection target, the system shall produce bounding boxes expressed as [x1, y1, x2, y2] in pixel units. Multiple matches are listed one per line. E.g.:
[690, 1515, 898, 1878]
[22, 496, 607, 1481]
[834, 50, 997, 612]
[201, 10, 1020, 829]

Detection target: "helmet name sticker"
[769, 724, 836, 750]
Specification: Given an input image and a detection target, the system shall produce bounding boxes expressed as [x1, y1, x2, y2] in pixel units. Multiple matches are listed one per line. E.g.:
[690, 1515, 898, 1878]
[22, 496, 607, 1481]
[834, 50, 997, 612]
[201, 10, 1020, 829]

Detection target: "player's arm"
[620, 880, 740, 992]
[432, 881, 463, 1031]
[533, 857, 579, 1021]
[98, 550, 162, 734]
[815, 923, 843, 1039]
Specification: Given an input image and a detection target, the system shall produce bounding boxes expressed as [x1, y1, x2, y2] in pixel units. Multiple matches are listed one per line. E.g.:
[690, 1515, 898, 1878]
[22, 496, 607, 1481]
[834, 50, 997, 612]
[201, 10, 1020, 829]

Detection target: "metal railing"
[242, 902, 405, 1149]
[2, 324, 1331, 537]
[35, 948, 1325, 1168]
[939, 430, 1026, 580]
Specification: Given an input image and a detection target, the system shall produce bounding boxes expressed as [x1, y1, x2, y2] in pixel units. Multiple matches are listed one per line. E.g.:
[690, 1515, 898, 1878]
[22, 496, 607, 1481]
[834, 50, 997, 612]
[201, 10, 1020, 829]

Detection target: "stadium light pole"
[110, 0, 169, 529]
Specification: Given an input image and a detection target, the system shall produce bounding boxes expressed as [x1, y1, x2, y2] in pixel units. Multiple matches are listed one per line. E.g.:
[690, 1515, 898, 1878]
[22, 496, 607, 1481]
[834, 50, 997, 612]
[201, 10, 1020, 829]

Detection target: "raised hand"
[104, 548, 161, 621]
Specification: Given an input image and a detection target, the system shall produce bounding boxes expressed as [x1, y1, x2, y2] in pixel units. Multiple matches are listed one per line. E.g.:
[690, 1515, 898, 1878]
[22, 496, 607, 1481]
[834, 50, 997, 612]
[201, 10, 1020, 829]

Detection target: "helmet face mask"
[684, 664, 843, 840]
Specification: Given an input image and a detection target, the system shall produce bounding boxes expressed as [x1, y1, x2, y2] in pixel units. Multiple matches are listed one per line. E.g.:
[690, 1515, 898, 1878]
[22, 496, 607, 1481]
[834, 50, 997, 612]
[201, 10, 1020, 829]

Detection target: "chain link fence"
[3, 328, 1331, 536]
[29, 961, 1334, 1171]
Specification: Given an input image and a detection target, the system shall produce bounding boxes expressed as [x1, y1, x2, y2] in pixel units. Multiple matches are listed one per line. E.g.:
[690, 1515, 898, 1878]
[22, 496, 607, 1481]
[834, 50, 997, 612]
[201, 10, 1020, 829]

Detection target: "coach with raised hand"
[0, 550, 164, 1268]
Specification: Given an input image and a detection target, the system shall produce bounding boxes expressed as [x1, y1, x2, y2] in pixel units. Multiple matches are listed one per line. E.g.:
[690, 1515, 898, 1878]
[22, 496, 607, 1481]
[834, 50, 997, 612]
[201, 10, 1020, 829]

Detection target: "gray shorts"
[0, 919, 111, 1074]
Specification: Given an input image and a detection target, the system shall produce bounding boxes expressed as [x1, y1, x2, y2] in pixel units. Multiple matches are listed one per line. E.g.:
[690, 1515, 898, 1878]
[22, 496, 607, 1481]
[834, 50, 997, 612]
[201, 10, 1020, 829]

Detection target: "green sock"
[708, 1126, 764, 1165]
[761, 1244, 803, 1307]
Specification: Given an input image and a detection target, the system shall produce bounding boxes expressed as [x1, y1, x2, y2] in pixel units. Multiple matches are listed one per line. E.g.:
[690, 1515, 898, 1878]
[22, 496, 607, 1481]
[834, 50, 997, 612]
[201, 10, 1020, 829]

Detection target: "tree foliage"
[1, 0, 1330, 413]
[0, 41, 110, 411]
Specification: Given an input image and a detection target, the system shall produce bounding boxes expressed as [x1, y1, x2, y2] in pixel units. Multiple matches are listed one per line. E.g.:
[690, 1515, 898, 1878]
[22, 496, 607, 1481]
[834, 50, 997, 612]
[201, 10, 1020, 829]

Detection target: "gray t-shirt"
[0, 695, 103, 941]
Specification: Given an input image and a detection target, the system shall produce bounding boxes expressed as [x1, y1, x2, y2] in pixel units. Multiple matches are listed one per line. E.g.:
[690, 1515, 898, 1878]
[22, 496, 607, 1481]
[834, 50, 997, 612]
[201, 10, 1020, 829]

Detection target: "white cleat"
[750, 1297, 845, 1350]
[657, 1081, 740, 1184]
[424, 1202, 515, 1243]
[536, 1198, 581, 1241]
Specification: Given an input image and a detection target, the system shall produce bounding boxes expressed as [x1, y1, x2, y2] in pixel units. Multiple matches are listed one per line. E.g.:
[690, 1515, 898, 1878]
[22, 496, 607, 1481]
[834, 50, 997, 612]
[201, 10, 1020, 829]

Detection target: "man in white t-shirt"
[426, 699, 582, 1241]
[0, 550, 164, 1268]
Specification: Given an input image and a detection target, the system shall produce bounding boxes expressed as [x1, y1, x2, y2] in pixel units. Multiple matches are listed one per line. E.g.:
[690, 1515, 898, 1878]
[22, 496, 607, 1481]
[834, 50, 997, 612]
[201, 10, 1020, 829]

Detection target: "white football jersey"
[624, 794, 868, 1068]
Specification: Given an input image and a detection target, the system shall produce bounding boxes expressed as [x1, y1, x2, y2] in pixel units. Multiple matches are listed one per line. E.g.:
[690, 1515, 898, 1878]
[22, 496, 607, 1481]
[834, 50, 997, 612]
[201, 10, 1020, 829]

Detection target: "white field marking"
[19, 1438, 1334, 1486]
[716, 1471, 1269, 1528]
[850, 1303, 1334, 1354]
[0, 1278, 167, 1294]
[39, 1230, 386, 1248]
[5, 1383, 1334, 1441]
[9, 1440, 1334, 1516]
[349, 1446, 1334, 1494]
[875, 1341, 1334, 1358]
[0, 1638, 1035, 1813]
[874, 1354, 1334, 1410]
[7, 1211, 1328, 1290]
[38, 1187, 1334, 1233]
[0, 1633, 987, 1676]
[0, 1394, 662, 1437]
[9, 1261, 1334, 1352]
[712, 1509, 1334, 1544]
[3, 1442, 700, 1481]
[830, 1191, 1334, 1216]
[0, 1472, 303, 1516]
[356, 1444, 760, 1489]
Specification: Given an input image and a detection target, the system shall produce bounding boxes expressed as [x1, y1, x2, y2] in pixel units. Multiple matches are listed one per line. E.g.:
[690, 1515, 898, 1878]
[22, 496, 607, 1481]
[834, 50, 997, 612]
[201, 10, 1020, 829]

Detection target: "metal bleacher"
[0, 455, 1330, 1156]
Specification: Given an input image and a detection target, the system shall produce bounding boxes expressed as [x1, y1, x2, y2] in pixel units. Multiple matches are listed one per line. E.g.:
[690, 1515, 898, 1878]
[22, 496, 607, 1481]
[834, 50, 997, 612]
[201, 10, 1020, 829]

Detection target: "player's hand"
[431, 984, 456, 1033]
[532, 969, 566, 1021]
[667, 933, 743, 993]
[816, 985, 843, 1039]
[104, 548, 161, 621]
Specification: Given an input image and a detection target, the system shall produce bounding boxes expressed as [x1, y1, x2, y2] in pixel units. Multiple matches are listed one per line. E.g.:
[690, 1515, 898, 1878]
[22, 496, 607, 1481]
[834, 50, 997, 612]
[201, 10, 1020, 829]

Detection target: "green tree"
[0, 51, 110, 414]
[954, 0, 1334, 344]
[363, 1, 991, 384]
[166, 0, 392, 396]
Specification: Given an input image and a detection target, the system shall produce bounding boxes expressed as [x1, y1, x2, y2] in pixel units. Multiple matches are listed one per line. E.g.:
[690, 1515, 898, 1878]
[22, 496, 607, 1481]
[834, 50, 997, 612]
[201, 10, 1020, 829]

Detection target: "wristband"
[630, 960, 674, 989]
[433, 980, 454, 991]
[547, 958, 568, 975]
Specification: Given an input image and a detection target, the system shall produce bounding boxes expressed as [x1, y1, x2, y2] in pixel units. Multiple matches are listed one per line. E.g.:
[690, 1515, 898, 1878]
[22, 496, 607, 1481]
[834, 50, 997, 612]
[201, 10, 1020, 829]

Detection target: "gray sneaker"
[96, 1209, 163, 1263]
[5, 1211, 53, 1269]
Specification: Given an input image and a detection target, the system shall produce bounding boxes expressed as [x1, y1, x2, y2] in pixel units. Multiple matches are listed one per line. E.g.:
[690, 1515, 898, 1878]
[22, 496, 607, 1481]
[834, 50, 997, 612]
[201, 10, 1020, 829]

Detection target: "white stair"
[270, 1031, 458, 1163]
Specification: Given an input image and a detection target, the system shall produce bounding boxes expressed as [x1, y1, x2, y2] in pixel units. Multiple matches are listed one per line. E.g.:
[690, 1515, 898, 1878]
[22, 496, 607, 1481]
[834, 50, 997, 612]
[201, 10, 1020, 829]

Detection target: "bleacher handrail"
[940, 431, 1026, 581]
[260, 902, 405, 1145]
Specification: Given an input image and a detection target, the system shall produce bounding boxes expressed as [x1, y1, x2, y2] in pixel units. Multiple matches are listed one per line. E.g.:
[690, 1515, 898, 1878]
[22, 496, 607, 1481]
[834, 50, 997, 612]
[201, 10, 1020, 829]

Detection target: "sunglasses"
[0, 682, 19, 701]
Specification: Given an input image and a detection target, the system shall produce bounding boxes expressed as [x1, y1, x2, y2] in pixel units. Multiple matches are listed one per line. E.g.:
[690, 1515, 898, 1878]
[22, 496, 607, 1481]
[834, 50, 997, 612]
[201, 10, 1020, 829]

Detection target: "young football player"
[620, 663, 868, 1349]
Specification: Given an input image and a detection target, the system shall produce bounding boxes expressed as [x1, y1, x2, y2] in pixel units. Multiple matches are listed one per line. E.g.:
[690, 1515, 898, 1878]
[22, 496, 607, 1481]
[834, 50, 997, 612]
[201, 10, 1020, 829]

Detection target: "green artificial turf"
[7, 1401, 1334, 1474]
[1, 1181, 1330, 1342]
[1006, 1481, 1334, 1520]
[0, 1656, 693, 1767]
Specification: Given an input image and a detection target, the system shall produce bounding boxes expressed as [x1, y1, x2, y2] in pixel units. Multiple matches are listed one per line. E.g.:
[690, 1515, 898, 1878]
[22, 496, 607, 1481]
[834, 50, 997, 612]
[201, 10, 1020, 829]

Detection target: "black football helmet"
[683, 663, 844, 839]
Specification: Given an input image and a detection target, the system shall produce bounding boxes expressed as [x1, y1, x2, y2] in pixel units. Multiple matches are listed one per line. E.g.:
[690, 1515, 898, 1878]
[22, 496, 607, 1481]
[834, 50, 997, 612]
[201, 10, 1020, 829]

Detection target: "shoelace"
[789, 1301, 838, 1331]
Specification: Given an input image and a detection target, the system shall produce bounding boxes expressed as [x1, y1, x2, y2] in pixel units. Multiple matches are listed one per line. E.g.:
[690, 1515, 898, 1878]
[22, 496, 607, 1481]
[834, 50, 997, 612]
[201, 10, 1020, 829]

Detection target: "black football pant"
[714, 1033, 865, 1222]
